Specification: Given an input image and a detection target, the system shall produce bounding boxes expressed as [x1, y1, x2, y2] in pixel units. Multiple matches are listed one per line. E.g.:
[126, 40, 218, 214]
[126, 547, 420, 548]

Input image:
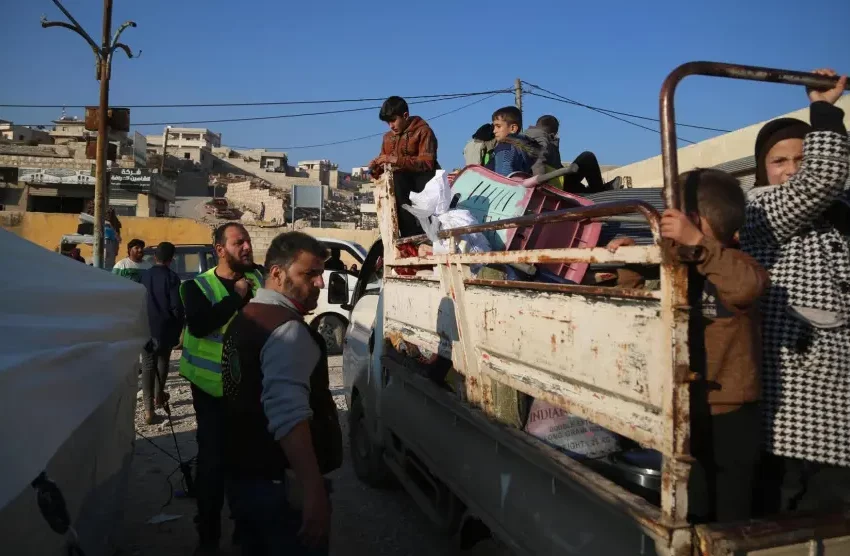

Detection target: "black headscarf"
[753, 117, 850, 235]
[753, 117, 811, 187]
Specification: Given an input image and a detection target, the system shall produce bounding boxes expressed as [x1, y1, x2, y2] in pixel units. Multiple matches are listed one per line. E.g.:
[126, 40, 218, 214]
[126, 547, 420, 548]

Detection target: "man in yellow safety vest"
[179, 222, 262, 555]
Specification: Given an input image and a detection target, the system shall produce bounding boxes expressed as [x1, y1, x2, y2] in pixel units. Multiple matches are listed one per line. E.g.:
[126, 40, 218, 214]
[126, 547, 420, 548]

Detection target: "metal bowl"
[607, 449, 662, 492]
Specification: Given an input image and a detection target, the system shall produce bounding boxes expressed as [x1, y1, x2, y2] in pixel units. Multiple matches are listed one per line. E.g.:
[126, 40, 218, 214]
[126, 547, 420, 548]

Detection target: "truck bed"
[373, 169, 850, 555]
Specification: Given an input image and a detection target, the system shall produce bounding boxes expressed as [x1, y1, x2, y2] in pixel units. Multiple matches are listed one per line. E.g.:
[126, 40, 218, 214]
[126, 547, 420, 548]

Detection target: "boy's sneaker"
[604, 176, 624, 190]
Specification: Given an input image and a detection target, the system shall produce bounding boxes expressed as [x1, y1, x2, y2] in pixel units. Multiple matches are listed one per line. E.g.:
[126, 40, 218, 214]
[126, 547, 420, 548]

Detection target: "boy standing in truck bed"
[610, 168, 768, 522]
[369, 96, 439, 238]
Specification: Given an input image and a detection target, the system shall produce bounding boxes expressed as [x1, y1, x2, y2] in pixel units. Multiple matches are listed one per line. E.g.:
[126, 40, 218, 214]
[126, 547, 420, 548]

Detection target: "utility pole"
[42, 0, 138, 269]
[160, 125, 171, 175]
[515, 78, 523, 113]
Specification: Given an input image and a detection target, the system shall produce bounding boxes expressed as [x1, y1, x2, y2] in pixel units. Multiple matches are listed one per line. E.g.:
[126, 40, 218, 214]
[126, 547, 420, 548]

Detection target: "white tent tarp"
[0, 229, 148, 509]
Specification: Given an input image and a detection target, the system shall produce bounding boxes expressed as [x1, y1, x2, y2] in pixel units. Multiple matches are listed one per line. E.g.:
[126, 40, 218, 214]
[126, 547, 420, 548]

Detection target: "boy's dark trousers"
[688, 400, 761, 523]
[562, 151, 606, 194]
[393, 170, 434, 238]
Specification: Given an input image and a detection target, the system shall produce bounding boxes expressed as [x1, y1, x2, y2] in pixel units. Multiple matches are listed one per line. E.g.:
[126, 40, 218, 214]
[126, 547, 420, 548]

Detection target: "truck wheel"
[349, 396, 393, 488]
[315, 314, 346, 355]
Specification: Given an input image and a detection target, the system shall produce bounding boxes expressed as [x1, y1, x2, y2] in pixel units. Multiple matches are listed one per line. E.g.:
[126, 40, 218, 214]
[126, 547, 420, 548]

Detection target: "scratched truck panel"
[383, 278, 459, 360]
[382, 273, 674, 454]
[467, 285, 664, 409]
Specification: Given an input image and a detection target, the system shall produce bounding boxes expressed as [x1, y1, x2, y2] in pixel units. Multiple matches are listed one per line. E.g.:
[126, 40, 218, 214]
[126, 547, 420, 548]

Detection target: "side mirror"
[327, 272, 349, 305]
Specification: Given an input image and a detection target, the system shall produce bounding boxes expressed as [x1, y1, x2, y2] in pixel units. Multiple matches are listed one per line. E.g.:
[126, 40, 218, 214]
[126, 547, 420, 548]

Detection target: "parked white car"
[308, 237, 368, 354]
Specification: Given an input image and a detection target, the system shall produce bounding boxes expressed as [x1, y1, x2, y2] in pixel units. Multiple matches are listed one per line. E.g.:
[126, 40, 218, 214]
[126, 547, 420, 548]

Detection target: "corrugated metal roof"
[585, 188, 664, 246]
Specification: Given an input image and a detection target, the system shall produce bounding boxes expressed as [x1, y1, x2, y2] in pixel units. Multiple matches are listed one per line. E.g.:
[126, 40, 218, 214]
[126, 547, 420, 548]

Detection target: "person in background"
[349, 263, 359, 275]
[140, 242, 184, 425]
[222, 232, 342, 555]
[324, 247, 345, 271]
[179, 222, 264, 555]
[112, 238, 150, 282]
[611, 168, 768, 523]
[525, 115, 563, 175]
[741, 70, 850, 514]
[69, 247, 86, 263]
[486, 106, 540, 177]
[526, 114, 622, 192]
[463, 123, 497, 167]
[369, 96, 439, 237]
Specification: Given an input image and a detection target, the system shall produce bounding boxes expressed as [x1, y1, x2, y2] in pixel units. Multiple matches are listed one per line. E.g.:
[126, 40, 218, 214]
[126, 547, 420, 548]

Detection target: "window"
[184, 152, 191, 160]
[18, 134, 24, 141]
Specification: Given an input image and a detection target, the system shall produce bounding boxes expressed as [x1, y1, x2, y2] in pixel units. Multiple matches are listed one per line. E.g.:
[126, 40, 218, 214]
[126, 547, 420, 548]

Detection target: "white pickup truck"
[327, 62, 850, 555]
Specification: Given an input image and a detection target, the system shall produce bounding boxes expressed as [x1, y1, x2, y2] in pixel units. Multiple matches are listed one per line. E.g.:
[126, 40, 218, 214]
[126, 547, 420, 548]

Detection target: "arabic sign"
[109, 168, 152, 191]
[19, 167, 96, 185]
[133, 131, 147, 167]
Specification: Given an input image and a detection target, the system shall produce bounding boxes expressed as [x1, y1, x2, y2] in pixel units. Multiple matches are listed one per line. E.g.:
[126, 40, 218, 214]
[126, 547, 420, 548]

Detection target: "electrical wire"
[11, 90, 512, 128]
[0, 89, 511, 109]
[526, 90, 696, 145]
[523, 81, 732, 133]
[525, 90, 695, 145]
[228, 91, 505, 151]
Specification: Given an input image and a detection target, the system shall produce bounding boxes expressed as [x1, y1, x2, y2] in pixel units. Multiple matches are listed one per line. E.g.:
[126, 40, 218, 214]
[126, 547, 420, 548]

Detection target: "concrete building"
[298, 159, 333, 185]
[352, 166, 369, 179]
[0, 143, 174, 216]
[0, 120, 53, 145]
[49, 116, 89, 145]
[602, 96, 850, 189]
[260, 151, 287, 172]
[146, 127, 222, 170]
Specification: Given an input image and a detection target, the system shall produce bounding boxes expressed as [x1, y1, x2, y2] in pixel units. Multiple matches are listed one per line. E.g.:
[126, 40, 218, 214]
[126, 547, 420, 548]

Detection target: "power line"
[0, 89, 511, 109]
[11, 90, 512, 128]
[526, 90, 695, 145]
[523, 81, 732, 133]
[230, 92, 505, 151]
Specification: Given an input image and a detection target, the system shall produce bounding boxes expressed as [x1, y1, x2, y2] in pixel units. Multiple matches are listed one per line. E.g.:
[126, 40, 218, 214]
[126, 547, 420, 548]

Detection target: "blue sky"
[1, 0, 848, 171]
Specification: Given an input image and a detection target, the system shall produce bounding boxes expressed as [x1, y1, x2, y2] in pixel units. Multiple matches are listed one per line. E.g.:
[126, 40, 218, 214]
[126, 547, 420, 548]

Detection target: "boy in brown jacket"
[610, 169, 768, 522]
[369, 96, 439, 237]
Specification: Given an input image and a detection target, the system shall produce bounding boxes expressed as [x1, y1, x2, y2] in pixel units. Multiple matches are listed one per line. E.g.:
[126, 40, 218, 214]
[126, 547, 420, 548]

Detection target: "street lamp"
[41, 0, 139, 269]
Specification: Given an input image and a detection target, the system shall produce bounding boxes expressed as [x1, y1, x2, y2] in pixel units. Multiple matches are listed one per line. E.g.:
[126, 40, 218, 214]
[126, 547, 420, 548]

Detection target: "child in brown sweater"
[609, 169, 769, 522]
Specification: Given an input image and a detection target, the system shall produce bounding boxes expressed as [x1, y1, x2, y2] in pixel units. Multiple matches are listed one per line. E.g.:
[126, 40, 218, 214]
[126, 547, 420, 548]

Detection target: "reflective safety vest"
[179, 267, 263, 397]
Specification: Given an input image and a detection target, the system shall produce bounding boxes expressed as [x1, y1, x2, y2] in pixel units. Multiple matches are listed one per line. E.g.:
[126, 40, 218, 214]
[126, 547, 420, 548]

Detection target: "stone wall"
[224, 180, 286, 223]
[215, 153, 322, 191]
[0, 154, 94, 171]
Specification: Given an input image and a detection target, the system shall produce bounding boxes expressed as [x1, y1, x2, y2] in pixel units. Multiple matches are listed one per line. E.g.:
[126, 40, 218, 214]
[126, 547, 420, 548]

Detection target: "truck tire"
[314, 314, 347, 355]
[349, 396, 393, 488]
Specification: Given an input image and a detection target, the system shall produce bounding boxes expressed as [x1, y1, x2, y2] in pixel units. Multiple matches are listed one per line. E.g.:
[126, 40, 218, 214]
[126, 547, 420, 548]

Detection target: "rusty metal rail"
[395, 200, 661, 246]
[660, 61, 848, 209]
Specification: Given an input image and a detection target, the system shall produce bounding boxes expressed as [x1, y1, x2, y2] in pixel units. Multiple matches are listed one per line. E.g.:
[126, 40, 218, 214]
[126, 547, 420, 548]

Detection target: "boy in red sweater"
[369, 96, 439, 237]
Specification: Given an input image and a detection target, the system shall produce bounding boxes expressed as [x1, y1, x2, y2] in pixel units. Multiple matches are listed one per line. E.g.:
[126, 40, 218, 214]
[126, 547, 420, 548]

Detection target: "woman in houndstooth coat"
[741, 70, 849, 510]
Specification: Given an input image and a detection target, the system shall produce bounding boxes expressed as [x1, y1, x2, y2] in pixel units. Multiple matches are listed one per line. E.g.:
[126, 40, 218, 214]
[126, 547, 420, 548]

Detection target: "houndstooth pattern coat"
[742, 128, 850, 467]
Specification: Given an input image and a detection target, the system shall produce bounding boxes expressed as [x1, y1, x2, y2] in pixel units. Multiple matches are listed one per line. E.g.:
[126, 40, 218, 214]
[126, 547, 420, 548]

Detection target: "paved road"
[121, 355, 459, 555]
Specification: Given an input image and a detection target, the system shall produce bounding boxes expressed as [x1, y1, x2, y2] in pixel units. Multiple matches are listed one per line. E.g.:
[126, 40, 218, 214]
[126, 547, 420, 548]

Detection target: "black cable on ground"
[134, 406, 197, 509]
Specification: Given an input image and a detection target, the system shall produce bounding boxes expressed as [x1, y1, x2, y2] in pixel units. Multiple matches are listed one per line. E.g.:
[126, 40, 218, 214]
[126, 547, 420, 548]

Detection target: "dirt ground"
[118, 354, 462, 556]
